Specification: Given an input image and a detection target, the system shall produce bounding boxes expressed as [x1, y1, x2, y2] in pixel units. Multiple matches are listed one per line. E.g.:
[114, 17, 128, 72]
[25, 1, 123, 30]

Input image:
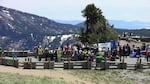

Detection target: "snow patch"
[49, 36, 56, 42]
[30, 33, 34, 38]
[2, 10, 9, 13]
[7, 14, 14, 20]
[31, 16, 34, 20]
[8, 23, 15, 29]
[57, 35, 61, 38]
[1, 36, 7, 40]
[40, 23, 43, 26]
[60, 34, 73, 44]
[2, 9, 14, 20]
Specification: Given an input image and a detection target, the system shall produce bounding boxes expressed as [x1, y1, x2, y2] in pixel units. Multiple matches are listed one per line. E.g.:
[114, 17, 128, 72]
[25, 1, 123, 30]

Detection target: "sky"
[0, 0, 150, 22]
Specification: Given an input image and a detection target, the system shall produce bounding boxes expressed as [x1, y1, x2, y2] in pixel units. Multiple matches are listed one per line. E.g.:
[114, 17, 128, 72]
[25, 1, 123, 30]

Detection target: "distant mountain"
[58, 20, 150, 29]
[108, 20, 150, 29]
[115, 29, 150, 37]
[0, 6, 80, 50]
[54, 19, 83, 25]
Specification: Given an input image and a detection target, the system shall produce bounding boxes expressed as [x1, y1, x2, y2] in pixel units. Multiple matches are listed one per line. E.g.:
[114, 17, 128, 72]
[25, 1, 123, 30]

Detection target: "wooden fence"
[0, 57, 150, 70]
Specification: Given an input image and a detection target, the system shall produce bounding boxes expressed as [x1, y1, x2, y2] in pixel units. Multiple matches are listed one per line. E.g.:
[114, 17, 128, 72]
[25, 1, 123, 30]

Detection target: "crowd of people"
[0, 42, 149, 63]
[116, 43, 150, 62]
[33, 44, 96, 62]
[33, 43, 150, 63]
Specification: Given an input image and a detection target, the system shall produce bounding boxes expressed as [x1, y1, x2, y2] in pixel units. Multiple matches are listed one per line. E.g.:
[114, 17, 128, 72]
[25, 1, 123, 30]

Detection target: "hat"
[39, 45, 42, 48]
[45, 47, 49, 50]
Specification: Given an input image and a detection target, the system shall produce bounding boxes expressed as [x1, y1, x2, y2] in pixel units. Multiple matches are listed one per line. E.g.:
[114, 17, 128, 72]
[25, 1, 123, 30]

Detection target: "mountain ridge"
[55, 19, 150, 29]
[0, 6, 79, 49]
[0, 6, 149, 50]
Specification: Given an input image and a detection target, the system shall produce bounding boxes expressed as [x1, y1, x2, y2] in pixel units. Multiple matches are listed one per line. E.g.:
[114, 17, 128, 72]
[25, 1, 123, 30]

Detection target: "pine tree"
[79, 3, 118, 44]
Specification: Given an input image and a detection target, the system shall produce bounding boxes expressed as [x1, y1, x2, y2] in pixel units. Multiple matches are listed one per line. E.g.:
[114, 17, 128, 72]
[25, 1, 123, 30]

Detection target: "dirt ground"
[0, 65, 94, 84]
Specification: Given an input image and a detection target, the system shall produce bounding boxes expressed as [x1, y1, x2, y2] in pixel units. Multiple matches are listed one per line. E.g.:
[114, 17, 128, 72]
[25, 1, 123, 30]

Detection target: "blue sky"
[0, 0, 150, 22]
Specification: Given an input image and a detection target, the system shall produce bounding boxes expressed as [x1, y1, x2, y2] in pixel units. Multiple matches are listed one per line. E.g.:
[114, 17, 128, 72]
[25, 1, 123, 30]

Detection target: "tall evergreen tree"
[82, 4, 103, 33]
[79, 3, 117, 44]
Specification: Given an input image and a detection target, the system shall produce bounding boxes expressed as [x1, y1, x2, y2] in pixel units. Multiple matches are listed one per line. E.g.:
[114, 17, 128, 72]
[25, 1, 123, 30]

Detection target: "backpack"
[147, 49, 150, 56]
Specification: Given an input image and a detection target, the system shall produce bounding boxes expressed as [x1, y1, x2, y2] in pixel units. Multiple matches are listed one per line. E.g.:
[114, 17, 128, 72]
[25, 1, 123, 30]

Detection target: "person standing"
[33, 46, 38, 58]
[126, 44, 131, 57]
[146, 45, 150, 62]
[146, 49, 150, 62]
[44, 48, 50, 61]
[117, 46, 122, 61]
[123, 45, 128, 58]
[56, 48, 62, 62]
[49, 50, 54, 61]
[96, 51, 104, 63]
[37, 45, 43, 61]
[0, 47, 2, 57]
[136, 47, 141, 62]
[141, 43, 146, 51]
[82, 49, 88, 60]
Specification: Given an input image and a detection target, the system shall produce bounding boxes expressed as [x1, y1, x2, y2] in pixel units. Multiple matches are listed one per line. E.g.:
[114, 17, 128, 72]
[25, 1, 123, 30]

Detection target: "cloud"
[0, 0, 150, 22]
[97, 0, 150, 8]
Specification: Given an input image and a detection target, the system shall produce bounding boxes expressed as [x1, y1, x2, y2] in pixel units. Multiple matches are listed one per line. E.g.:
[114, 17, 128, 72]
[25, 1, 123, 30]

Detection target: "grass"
[0, 72, 66, 84]
[0, 69, 150, 84]
[68, 70, 150, 84]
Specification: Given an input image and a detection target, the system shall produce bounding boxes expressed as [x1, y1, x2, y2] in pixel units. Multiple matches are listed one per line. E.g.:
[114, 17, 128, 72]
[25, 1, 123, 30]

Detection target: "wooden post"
[25, 57, 27, 61]
[87, 56, 91, 69]
[44, 61, 54, 69]
[118, 63, 127, 69]
[30, 58, 32, 69]
[68, 58, 70, 69]
[63, 48, 73, 69]
[23, 62, 36, 69]
[122, 55, 124, 63]
[135, 58, 143, 70]
[0, 57, 2, 65]
[13, 59, 19, 68]
[139, 58, 141, 64]
[65, 50, 73, 69]
[104, 53, 107, 70]
[100, 62, 109, 70]
[23, 50, 24, 57]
